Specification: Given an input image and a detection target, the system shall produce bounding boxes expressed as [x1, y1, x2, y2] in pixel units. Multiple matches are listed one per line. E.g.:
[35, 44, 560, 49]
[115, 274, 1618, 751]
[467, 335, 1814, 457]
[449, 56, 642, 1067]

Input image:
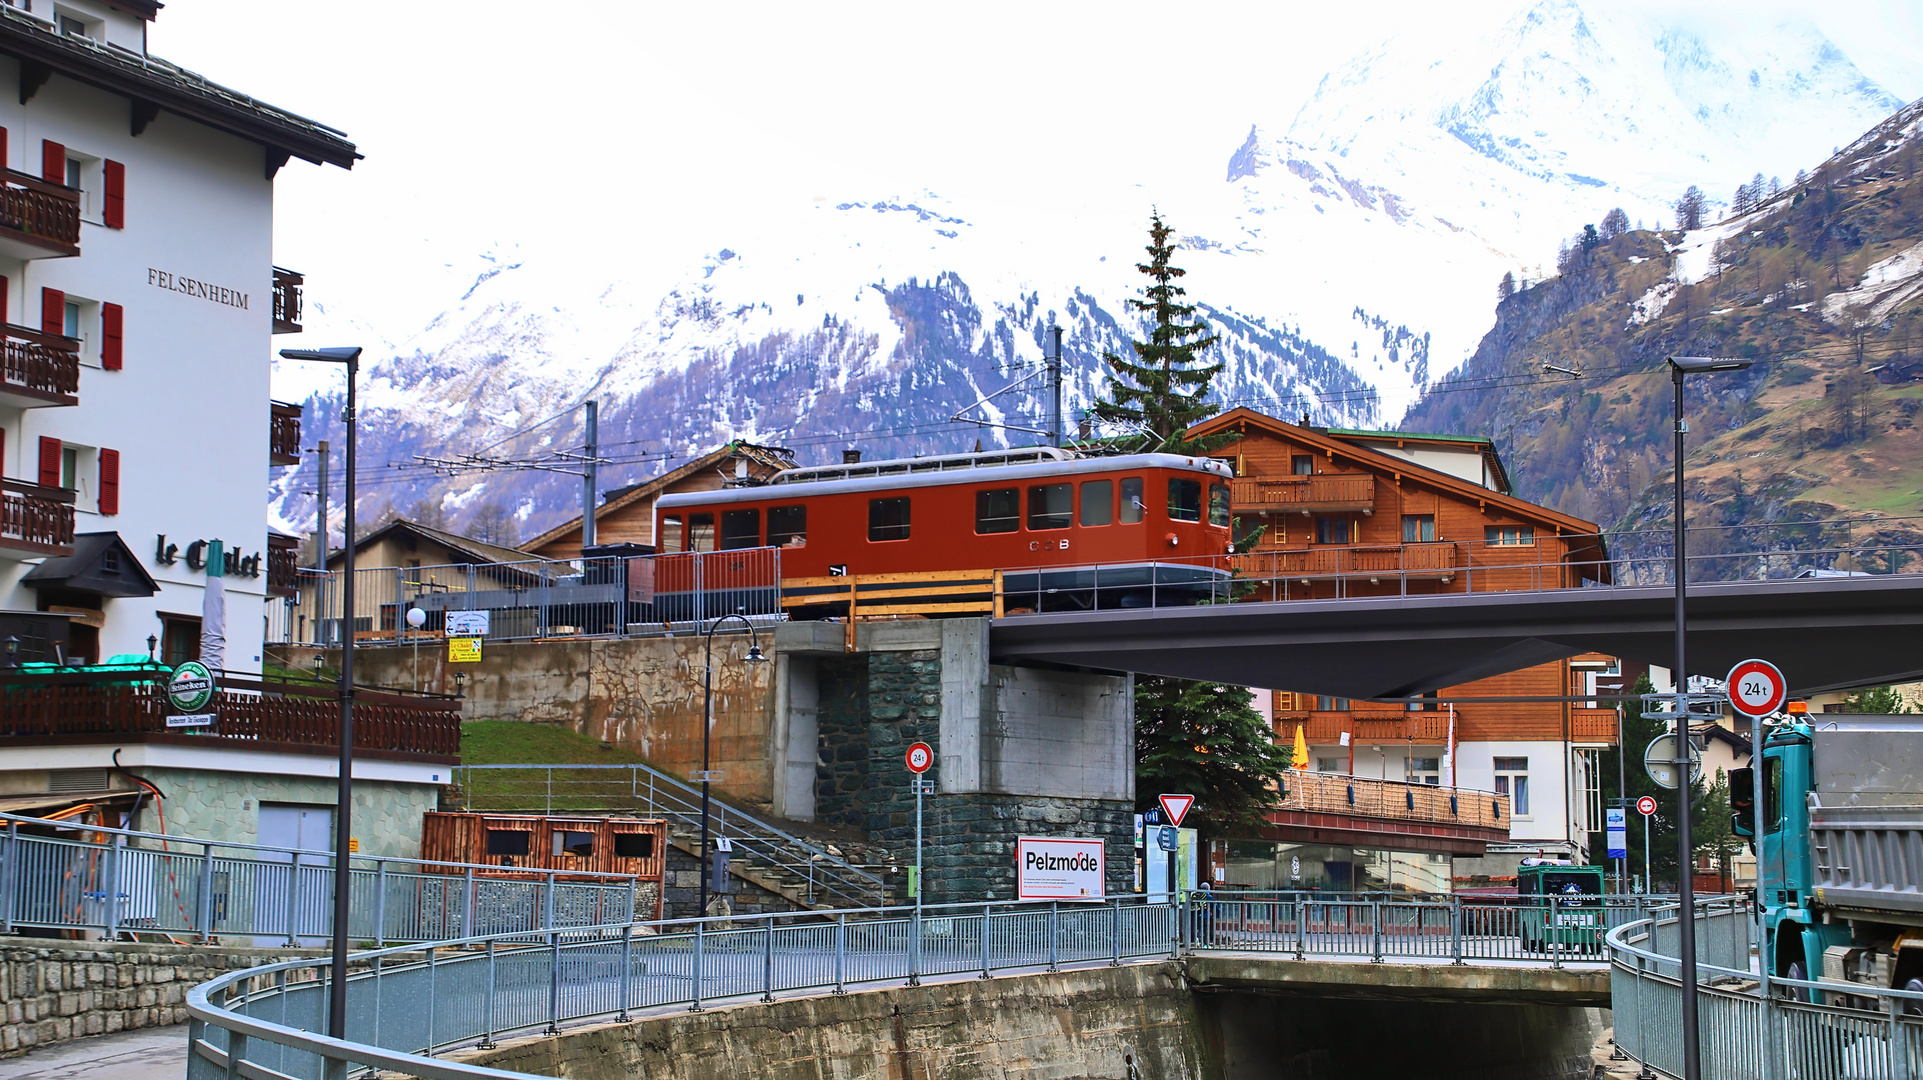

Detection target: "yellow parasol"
[1290, 723, 1309, 770]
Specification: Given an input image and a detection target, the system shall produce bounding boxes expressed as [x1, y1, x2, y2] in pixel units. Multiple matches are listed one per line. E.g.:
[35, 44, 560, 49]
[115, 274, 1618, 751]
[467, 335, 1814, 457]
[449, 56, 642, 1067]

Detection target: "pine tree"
[1133, 677, 1289, 836]
[1092, 212, 1228, 453]
[1498, 271, 1516, 302]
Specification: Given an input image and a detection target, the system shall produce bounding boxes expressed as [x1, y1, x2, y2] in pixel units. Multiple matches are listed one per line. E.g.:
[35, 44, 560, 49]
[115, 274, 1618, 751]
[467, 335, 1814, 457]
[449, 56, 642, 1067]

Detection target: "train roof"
[656, 452, 1232, 508]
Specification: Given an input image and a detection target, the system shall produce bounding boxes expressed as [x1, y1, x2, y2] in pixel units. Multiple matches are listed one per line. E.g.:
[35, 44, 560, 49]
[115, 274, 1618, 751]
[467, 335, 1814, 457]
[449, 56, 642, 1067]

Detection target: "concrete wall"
[986, 665, 1133, 801]
[125, 769, 437, 861]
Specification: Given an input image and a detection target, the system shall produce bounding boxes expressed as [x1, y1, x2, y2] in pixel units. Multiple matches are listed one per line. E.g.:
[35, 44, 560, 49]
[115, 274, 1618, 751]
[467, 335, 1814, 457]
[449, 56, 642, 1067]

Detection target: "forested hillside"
[1402, 98, 1923, 573]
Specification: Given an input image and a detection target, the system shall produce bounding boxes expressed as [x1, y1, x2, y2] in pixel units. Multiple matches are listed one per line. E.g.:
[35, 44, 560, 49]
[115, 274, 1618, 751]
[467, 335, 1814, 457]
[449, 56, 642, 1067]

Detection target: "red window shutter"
[0, 276, 8, 327]
[41, 140, 64, 184]
[97, 448, 119, 515]
[102, 160, 124, 228]
[101, 302, 122, 369]
[37, 436, 60, 489]
[40, 288, 63, 335]
[0, 129, 8, 174]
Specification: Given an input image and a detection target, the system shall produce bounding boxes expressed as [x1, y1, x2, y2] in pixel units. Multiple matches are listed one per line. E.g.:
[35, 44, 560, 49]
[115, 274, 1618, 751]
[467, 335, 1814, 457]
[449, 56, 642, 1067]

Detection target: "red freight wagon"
[654, 448, 1234, 613]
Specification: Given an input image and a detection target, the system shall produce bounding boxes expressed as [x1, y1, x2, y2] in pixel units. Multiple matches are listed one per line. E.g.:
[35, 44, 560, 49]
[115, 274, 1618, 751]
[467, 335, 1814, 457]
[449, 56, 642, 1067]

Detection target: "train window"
[1119, 478, 1145, 524]
[613, 833, 655, 859]
[660, 515, 683, 552]
[869, 497, 911, 541]
[768, 505, 807, 547]
[1027, 484, 1072, 530]
[1208, 483, 1230, 527]
[976, 488, 1019, 534]
[688, 513, 716, 552]
[484, 830, 530, 857]
[1168, 479, 1202, 522]
[552, 831, 595, 858]
[1080, 480, 1113, 527]
[720, 509, 761, 549]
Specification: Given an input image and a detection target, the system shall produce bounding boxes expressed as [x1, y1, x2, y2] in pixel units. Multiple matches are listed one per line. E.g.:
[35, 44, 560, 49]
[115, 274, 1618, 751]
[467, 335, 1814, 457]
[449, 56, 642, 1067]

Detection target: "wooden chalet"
[522, 442, 796, 561]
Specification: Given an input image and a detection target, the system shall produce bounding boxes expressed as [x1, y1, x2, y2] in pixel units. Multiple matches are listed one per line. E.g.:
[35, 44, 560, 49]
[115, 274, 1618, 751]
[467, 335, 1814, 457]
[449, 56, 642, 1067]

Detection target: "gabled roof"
[1190, 407, 1607, 563]
[328, 519, 534, 572]
[1321, 426, 1511, 495]
[21, 532, 158, 597]
[522, 441, 796, 553]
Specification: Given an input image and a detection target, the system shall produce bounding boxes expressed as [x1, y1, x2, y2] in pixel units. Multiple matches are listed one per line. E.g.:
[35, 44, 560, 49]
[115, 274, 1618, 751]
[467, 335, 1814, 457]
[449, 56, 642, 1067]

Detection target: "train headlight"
[1166, 533, 1179, 548]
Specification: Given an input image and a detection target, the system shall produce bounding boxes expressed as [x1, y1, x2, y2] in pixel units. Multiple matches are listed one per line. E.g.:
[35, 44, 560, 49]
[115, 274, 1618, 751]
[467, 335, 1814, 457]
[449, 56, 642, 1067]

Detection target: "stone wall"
[660, 844, 811, 920]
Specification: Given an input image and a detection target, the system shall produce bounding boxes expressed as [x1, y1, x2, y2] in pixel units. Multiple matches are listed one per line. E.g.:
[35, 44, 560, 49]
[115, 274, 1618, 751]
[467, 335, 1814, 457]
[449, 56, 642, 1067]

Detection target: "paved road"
[0, 1025, 186, 1080]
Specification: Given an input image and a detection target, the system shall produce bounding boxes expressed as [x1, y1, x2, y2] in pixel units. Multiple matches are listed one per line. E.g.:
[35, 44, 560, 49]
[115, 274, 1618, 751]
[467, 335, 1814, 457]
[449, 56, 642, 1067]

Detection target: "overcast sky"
[147, 1, 1923, 354]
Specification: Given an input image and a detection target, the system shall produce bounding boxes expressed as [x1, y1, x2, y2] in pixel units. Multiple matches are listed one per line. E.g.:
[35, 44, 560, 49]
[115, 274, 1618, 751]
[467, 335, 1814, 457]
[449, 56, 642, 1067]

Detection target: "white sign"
[1606, 807, 1627, 859]
[1637, 795, 1658, 816]
[166, 713, 215, 728]
[1017, 837, 1105, 901]
[1158, 794, 1195, 828]
[446, 610, 490, 637]
[1726, 659, 1787, 718]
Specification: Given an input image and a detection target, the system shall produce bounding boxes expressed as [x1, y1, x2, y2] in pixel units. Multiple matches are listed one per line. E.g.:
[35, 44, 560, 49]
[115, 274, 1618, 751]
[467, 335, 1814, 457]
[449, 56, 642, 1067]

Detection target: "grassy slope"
[459, 721, 648, 766]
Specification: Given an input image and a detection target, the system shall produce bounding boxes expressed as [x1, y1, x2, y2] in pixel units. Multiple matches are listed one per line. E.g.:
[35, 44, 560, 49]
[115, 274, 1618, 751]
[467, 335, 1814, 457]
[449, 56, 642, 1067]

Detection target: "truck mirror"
[1730, 766, 1755, 837]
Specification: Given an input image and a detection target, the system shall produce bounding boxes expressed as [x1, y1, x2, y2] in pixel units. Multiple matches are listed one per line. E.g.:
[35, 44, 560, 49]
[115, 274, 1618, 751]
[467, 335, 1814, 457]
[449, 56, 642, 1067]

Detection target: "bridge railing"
[1607, 897, 1923, 1080]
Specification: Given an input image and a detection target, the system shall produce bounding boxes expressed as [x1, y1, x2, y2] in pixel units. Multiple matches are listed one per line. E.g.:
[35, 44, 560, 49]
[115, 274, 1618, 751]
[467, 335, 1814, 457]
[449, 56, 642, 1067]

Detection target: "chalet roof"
[1319, 427, 1511, 495]
[328, 519, 533, 571]
[21, 532, 158, 598]
[1190, 407, 1606, 558]
[521, 441, 796, 553]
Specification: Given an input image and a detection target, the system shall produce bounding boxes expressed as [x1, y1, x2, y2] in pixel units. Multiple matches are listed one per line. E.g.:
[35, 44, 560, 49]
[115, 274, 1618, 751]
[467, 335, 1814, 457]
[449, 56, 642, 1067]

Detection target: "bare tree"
[1675, 186, 1707, 230]
[1599, 207, 1630, 239]
[466, 501, 519, 546]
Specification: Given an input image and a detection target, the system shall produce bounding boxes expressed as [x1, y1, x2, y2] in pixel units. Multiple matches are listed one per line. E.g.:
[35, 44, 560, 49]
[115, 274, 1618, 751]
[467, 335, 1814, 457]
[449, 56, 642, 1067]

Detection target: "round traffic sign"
[167, 661, 214, 713]
[1636, 795, 1658, 816]
[1643, 734, 1702, 790]
[1726, 658, 1787, 718]
[905, 742, 933, 774]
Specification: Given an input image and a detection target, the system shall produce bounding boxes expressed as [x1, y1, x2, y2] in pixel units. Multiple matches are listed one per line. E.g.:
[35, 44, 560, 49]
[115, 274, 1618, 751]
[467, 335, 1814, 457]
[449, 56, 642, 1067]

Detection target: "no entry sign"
[1637, 795, 1658, 817]
[1726, 659, 1787, 718]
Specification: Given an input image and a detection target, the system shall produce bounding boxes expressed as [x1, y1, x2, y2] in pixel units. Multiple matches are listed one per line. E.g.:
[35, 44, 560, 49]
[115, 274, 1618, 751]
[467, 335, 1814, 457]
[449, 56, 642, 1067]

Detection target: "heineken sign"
[167, 662, 215, 713]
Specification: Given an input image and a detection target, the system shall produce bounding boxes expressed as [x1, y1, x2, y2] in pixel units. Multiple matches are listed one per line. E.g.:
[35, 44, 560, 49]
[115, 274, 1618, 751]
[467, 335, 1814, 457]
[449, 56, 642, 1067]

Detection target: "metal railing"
[1272, 770, 1510, 832]
[452, 763, 888, 909]
[0, 812, 647, 945]
[1609, 897, 1923, 1079]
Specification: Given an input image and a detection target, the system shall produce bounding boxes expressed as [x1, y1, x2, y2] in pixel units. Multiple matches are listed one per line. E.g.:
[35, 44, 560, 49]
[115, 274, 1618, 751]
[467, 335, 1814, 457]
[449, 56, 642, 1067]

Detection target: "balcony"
[1572, 708, 1620, 745]
[0, 169, 80, 259]
[273, 267, 303, 334]
[0, 479, 74, 559]
[1280, 708, 1452, 745]
[1234, 541, 1460, 584]
[0, 323, 80, 409]
[1232, 473, 1375, 514]
[267, 533, 300, 598]
[1261, 770, 1512, 852]
[0, 669, 460, 761]
[270, 401, 302, 466]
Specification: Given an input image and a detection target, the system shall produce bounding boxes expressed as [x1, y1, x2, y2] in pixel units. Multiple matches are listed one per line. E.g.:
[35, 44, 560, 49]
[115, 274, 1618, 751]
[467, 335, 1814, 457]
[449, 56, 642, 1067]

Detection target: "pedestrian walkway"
[0, 1024, 186, 1080]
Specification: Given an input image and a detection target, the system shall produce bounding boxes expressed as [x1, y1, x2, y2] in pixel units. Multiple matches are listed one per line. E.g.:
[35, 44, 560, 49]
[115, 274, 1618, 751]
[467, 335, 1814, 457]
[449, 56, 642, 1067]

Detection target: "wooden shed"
[420, 812, 669, 921]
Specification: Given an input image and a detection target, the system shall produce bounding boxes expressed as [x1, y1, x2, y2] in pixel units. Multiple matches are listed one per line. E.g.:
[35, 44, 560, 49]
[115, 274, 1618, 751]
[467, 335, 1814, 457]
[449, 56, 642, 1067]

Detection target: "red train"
[653, 447, 1233, 612]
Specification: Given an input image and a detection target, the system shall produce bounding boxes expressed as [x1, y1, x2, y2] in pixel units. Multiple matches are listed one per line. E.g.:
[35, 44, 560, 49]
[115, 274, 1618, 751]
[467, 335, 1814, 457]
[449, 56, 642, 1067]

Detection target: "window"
[687, 512, 715, 552]
[613, 833, 655, 859]
[1027, 483, 1071, 530]
[405, 559, 421, 584]
[1208, 483, 1230, 528]
[1763, 756, 1781, 835]
[63, 299, 79, 338]
[552, 831, 595, 858]
[60, 445, 76, 490]
[1402, 515, 1436, 543]
[1410, 758, 1441, 785]
[659, 515, 683, 552]
[1232, 515, 1257, 548]
[976, 488, 1019, 534]
[1292, 455, 1314, 476]
[1316, 757, 1347, 774]
[720, 508, 760, 549]
[1408, 689, 1438, 712]
[1167, 478, 1202, 522]
[768, 505, 806, 547]
[159, 614, 200, 666]
[1486, 525, 1535, 546]
[1315, 517, 1354, 544]
[1315, 695, 1349, 711]
[1493, 756, 1530, 816]
[1079, 480, 1112, 527]
[869, 497, 910, 541]
[1119, 478, 1145, 524]
[485, 830, 531, 857]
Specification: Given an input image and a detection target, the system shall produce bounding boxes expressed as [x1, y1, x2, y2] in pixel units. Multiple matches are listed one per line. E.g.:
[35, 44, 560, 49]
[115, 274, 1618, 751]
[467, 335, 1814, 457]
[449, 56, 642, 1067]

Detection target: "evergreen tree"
[1498, 271, 1516, 302]
[1845, 685, 1912, 713]
[1675, 185, 1707, 230]
[1133, 676, 1289, 836]
[1092, 212, 1228, 453]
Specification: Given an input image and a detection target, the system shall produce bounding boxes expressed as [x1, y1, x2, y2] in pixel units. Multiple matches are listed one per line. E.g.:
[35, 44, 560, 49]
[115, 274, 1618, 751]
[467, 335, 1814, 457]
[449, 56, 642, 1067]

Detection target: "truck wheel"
[1782, 961, 1810, 1003]
[1904, 978, 1923, 1016]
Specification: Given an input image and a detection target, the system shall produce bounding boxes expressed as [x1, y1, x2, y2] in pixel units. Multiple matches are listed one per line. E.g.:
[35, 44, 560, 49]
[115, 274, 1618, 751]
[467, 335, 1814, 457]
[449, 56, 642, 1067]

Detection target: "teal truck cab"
[1735, 714, 1923, 998]
[1517, 861, 1606, 954]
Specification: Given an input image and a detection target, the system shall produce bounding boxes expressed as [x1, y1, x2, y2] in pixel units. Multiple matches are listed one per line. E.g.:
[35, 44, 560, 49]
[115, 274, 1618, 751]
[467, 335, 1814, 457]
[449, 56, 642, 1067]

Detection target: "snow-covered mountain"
[273, 0, 1910, 548]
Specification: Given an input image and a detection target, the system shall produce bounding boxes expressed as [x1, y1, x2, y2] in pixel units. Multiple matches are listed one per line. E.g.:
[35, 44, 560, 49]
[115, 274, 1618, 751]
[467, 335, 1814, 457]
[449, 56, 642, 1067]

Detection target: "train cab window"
[1168, 479, 1202, 522]
[1080, 480, 1113, 527]
[720, 509, 761, 549]
[613, 833, 655, 859]
[1119, 477, 1145, 524]
[1027, 484, 1072, 530]
[660, 516, 683, 552]
[1208, 483, 1230, 528]
[552, 831, 595, 858]
[688, 513, 716, 552]
[976, 488, 1019, 534]
[768, 505, 807, 547]
[869, 497, 911, 541]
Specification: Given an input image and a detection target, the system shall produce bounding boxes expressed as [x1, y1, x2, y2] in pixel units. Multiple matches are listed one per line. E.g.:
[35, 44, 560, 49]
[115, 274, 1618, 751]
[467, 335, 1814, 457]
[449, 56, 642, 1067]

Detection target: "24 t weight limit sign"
[1726, 659, 1787, 719]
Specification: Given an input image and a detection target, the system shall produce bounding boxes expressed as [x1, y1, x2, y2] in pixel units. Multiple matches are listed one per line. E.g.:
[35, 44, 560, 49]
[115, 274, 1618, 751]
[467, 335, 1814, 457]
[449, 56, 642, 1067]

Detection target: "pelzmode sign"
[1016, 836, 1105, 901]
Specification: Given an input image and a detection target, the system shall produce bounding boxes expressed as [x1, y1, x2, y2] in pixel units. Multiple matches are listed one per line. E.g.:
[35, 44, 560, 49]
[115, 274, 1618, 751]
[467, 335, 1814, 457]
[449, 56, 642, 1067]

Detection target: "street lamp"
[1666, 354, 1752, 1080]
[697, 613, 768, 919]
[278, 345, 362, 1043]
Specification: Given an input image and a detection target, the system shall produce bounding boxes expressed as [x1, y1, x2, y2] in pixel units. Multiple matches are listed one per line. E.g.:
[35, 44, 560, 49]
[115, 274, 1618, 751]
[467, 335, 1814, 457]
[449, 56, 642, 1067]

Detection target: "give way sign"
[1158, 794, 1195, 828]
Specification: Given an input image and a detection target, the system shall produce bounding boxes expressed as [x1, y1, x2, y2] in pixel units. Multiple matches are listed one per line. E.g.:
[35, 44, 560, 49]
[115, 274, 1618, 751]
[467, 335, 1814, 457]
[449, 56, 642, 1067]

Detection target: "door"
[255, 805, 335, 946]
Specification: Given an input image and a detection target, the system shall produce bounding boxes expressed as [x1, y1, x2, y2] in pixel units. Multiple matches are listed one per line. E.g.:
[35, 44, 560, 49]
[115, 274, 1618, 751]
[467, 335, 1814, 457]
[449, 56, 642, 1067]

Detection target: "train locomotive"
[651, 447, 1234, 616]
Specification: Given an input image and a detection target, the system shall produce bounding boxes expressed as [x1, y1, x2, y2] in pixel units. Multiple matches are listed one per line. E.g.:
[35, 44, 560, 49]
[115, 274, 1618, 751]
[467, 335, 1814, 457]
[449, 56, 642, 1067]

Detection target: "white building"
[0, 0, 353, 667]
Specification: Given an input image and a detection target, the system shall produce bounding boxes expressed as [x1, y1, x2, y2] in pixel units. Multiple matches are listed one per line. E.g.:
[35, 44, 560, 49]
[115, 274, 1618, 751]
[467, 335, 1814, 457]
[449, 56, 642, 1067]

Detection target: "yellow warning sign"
[348, 837, 360, 853]
[448, 637, 483, 663]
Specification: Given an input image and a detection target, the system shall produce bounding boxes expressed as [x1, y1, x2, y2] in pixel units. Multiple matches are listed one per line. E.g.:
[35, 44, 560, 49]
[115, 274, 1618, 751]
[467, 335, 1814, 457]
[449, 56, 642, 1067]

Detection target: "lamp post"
[697, 613, 767, 919]
[1666, 355, 1752, 1080]
[279, 346, 362, 1042]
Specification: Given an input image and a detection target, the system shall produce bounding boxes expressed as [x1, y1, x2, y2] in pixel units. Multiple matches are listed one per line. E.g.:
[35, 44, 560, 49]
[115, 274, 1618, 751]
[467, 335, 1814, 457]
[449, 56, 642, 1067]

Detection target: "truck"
[1517, 862, 1606, 955]
[1734, 713, 1923, 1002]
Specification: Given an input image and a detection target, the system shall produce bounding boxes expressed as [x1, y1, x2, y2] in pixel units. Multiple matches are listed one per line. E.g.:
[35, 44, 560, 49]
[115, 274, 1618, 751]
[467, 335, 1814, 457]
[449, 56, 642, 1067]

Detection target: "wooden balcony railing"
[270, 401, 302, 466]
[267, 534, 300, 598]
[0, 670, 460, 758]
[0, 323, 80, 405]
[0, 479, 74, 557]
[273, 267, 303, 334]
[1234, 541, 1460, 582]
[1276, 769, 1509, 832]
[0, 169, 80, 257]
[1232, 473, 1375, 513]
[1572, 708, 1620, 744]
[1280, 710, 1451, 745]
